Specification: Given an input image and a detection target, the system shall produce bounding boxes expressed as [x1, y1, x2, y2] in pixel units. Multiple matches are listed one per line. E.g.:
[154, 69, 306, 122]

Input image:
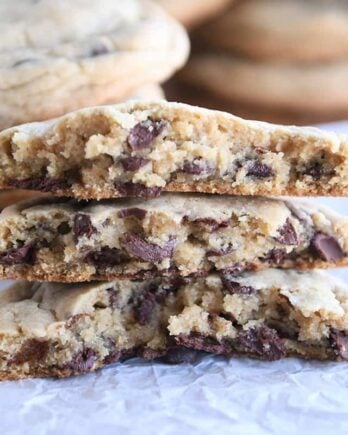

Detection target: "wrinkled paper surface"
[1, 123, 348, 435]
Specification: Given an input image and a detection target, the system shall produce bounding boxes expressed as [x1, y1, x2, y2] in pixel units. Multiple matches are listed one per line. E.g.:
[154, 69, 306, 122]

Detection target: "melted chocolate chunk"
[122, 233, 176, 262]
[221, 276, 256, 295]
[116, 182, 162, 198]
[247, 161, 274, 178]
[57, 221, 71, 235]
[265, 249, 288, 266]
[310, 232, 345, 262]
[73, 214, 96, 241]
[127, 119, 166, 150]
[303, 160, 334, 180]
[8, 175, 72, 192]
[117, 207, 147, 220]
[330, 329, 348, 360]
[183, 217, 229, 233]
[67, 348, 97, 373]
[237, 326, 285, 361]
[160, 347, 201, 364]
[10, 339, 49, 365]
[275, 219, 298, 245]
[134, 292, 157, 325]
[85, 247, 126, 267]
[182, 158, 214, 176]
[175, 332, 233, 355]
[0, 242, 37, 266]
[120, 156, 150, 172]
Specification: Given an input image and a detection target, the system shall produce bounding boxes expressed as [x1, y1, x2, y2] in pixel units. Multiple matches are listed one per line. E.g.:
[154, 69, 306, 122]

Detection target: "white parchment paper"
[1, 123, 348, 435]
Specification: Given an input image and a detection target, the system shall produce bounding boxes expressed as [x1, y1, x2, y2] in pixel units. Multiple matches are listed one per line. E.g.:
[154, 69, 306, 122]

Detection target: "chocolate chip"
[160, 347, 201, 364]
[221, 276, 256, 295]
[116, 182, 162, 198]
[73, 214, 96, 241]
[57, 221, 71, 235]
[182, 158, 214, 176]
[120, 157, 150, 172]
[122, 233, 176, 262]
[247, 161, 274, 178]
[330, 329, 348, 360]
[134, 292, 157, 325]
[219, 263, 255, 275]
[10, 339, 49, 365]
[303, 160, 334, 180]
[236, 326, 285, 361]
[8, 176, 72, 192]
[175, 332, 233, 355]
[183, 217, 229, 233]
[265, 249, 288, 266]
[127, 119, 166, 150]
[90, 43, 109, 57]
[67, 348, 97, 373]
[310, 232, 345, 262]
[117, 207, 147, 220]
[0, 242, 37, 266]
[275, 219, 298, 245]
[85, 247, 126, 267]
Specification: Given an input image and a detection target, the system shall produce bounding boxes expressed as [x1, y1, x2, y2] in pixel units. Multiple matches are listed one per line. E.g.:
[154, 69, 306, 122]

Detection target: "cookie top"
[0, 0, 189, 128]
[196, 0, 348, 63]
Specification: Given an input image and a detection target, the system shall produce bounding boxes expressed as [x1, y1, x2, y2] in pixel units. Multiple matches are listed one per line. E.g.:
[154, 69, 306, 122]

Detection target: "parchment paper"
[1, 123, 348, 435]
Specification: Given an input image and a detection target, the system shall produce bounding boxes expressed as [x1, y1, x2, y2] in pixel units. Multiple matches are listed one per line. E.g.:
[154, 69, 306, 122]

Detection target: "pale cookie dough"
[196, 0, 348, 63]
[0, 0, 188, 129]
[0, 101, 348, 199]
[156, 0, 231, 28]
[1, 269, 348, 380]
[179, 55, 348, 120]
[0, 194, 346, 282]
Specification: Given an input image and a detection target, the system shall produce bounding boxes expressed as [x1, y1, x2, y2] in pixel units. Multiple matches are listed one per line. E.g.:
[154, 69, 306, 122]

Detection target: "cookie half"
[1, 269, 348, 380]
[0, 194, 346, 282]
[0, 0, 188, 129]
[1, 101, 348, 198]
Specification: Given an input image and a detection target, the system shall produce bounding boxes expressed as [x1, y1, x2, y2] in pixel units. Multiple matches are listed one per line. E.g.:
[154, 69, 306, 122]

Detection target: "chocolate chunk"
[8, 175, 72, 192]
[116, 182, 162, 198]
[120, 156, 150, 172]
[134, 292, 157, 325]
[247, 161, 274, 178]
[237, 326, 285, 361]
[117, 207, 147, 220]
[265, 249, 288, 266]
[122, 233, 176, 262]
[90, 43, 109, 57]
[67, 348, 97, 373]
[206, 244, 234, 257]
[73, 214, 96, 241]
[275, 219, 298, 245]
[183, 217, 229, 233]
[160, 347, 201, 364]
[10, 339, 49, 365]
[127, 119, 166, 150]
[175, 332, 233, 355]
[182, 158, 214, 176]
[219, 263, 255, 275]
[303, 160, 334, 180]
[0, 242, 37, 266]
[330, 329, 348, 360]
[310, 232, 345, 262]
[103, 349, 122, 365]
[57, 221, 71, 235]
[154, 277, 186, 303]
[85, 247, 126, 267]
[221, 276, 256, 295]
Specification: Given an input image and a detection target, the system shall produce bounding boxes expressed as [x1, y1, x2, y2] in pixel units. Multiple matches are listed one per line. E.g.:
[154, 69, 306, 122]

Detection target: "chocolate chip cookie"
[0, 0, 188, 129]
[1, 269, 348, 380]
[0, 194, 346, 282]
[1, 101, 347, 198]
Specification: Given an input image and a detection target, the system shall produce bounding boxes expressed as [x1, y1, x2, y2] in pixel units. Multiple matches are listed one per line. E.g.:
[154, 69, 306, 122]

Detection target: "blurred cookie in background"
[0, 0, 188, 130]
[156, 0, 232, 28]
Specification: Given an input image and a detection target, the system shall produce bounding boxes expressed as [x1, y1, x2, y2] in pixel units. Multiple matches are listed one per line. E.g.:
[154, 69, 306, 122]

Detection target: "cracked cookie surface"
[1, 269, 348, 380]
[0, 194, 346, 282]
[0, 101, 347, 198]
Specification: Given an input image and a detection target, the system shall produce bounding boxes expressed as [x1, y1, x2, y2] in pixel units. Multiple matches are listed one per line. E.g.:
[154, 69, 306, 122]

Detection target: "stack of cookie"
[177, 0, 348, 125]
[0, 100, 347, 380]
[0, 0, 189, 210]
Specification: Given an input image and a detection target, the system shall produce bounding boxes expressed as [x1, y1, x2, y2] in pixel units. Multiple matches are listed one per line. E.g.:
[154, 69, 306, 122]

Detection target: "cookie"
[156, 0, 232, 28]
[1, 269, 348, 380]
[0, 194, 346, 282]
[1, 101, 348, 199]
[179, 55, 348, 119]
[0, 0, 188, 129]
[196, 0, 348, 63]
